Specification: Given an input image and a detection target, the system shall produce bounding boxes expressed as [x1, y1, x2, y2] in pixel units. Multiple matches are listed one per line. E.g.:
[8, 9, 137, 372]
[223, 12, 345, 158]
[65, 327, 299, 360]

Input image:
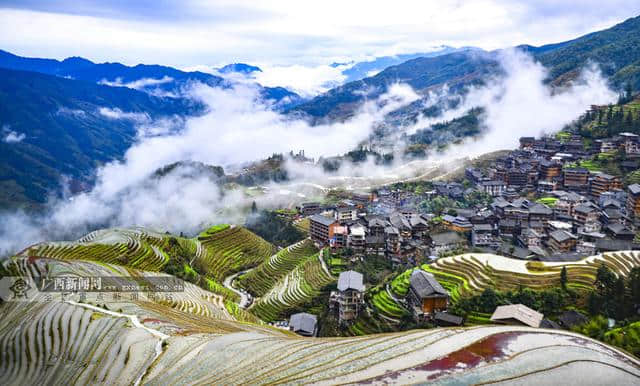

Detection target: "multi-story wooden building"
[330, 271, 365, 324]
[590, 173, 622, 198]
[563, 168, 589, 191]
[407, 270, 449, 322]
[548, 230, 577, 252]
[539, 160, 562, 181]
[309, 214, 337, 245]
[627, 184, 640, 218]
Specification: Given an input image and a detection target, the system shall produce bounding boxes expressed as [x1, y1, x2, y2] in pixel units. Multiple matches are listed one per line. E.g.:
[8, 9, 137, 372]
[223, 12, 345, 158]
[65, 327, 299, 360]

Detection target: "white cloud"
[98, 75, 174, 89]
[2, 126, 26, 143]
[406, 49, 617, 158]
[98, 107, 150, 122]
[0, 80, 419, 256]
[1, 2, 637, 68]
[253, 64, 349, 97]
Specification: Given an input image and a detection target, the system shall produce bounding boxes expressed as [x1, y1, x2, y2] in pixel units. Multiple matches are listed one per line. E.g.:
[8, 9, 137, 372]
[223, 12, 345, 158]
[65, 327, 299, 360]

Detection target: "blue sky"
[1, 0, 639, 68]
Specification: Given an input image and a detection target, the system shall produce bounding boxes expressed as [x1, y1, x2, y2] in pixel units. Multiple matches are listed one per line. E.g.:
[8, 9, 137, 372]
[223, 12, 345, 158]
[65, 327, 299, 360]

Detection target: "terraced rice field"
[371, 287, 408, 319]
[236, 239, 318, 296]
[1, 253, 639, 384]
[428, 251, 640, 295]
[22, 228, 171, 272]
[195, 226, 276, 281]
[250, 253, 336, 321]
[20, 226, 276, 297]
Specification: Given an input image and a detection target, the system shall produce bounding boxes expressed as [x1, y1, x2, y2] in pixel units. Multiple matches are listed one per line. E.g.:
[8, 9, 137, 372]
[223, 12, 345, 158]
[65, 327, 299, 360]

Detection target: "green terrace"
[250, 252, 336, 322]
[236, 239, 318, 296]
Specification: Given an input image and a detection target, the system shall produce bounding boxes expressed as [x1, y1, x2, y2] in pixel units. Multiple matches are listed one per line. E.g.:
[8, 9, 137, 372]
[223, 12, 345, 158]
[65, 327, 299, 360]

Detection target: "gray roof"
[528, 203, 553, 215]
[606, 223, 634, 236]
[558, 310, 588, 328]
[473, 224, 493, 232]
[410, 270, 448, 298]
[573, 204, 596, 214]
[384, 226, 399, 235]
[549, 230, 576, 243]
[442, 215, 456, 223]
[409, 214, 428, 227]
[434, 312, 464, 325]
[309, 214, 335, 227]
[629, 184, 640, 195]
[490, 304, 543, 328]
[368, 218, 388, 228]
[289, 312, 317, 335]
[431, 232, 464, 246]
[337, 270, 364, 292]
[389, 213, 411, 230]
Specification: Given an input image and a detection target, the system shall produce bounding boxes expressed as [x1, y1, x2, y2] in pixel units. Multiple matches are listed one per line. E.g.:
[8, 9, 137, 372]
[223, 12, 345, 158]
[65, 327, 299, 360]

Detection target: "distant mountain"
[218, 63, 262, 74]
[340, 46, 481, 83]
[534, 15, 640, 88]
[0, 67, 201, 209]
[0, 49, 224, 93]
[0, 50, 301, 108]
[292, 50, 498, 120]
[292, 15, 640, 122]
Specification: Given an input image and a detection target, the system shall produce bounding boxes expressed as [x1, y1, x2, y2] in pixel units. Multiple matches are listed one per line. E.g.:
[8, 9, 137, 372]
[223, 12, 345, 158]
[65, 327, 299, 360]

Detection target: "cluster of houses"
[462, 133, 640, 258]
[290, 268, 463, 336]
[301, 132, 639, 264]
[288, 266, 584, 336]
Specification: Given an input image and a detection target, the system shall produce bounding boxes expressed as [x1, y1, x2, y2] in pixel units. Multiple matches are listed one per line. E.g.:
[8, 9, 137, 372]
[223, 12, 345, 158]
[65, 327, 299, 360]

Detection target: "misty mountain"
[292, 50, 498, 121]
[0, 50, 301, 108]
[218, 63, 262, 74]
[0, 67, 201, 210]
[293, 15, 640, 121]
[340, 46, 481, 83]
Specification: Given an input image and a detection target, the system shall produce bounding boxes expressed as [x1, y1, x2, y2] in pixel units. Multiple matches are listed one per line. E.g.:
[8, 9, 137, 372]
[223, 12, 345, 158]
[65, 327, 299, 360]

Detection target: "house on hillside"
[407, 270, 449, 322]
[309, 214, 337, 245]
[430, 232, 466, 256]
[557, 310, 588, 330]
[490, 304, 543, 328]
[548, 230, 577, 252]
[330, 271, 365, 324]
[434, 312, 464, 327]
[289, 312, 318, 337]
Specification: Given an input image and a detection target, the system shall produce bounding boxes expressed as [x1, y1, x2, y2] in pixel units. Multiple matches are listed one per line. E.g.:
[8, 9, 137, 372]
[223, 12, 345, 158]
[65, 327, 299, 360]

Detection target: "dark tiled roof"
[558, 310, 588, 328]
[549, 230, 576, 243]
[434, 312, 464, 326]
[309, 214, 335, 227]
[540, 319, 562, 329]
[410, 270, 448, 298]
[431, 232, 464, 246]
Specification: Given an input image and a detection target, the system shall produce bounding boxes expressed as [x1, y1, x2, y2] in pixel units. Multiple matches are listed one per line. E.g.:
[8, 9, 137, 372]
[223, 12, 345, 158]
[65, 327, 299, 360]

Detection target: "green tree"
[560, 266, 568, 290]
[628, 267, 640, 307]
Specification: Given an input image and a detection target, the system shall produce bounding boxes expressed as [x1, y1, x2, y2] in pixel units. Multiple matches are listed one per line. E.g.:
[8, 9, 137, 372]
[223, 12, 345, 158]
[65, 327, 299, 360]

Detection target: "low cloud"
[99, 76, 174, 90]
[98, 107, 151, 122]
[409, 49, 617, 158]
[2, 126, 26, 143]
[98, 76, 177, 97]
[253, 63, 350, 97]
[0, 80, 418, 256]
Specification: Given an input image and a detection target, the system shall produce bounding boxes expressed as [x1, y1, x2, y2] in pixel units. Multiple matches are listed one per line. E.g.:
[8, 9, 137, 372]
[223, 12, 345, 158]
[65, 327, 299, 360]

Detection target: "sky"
[1, 0, 639, 69]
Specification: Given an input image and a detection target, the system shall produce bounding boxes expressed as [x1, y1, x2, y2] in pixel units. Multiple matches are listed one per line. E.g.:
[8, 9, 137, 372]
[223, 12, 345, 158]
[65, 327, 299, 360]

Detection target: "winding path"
[222, 269, 254, 308]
